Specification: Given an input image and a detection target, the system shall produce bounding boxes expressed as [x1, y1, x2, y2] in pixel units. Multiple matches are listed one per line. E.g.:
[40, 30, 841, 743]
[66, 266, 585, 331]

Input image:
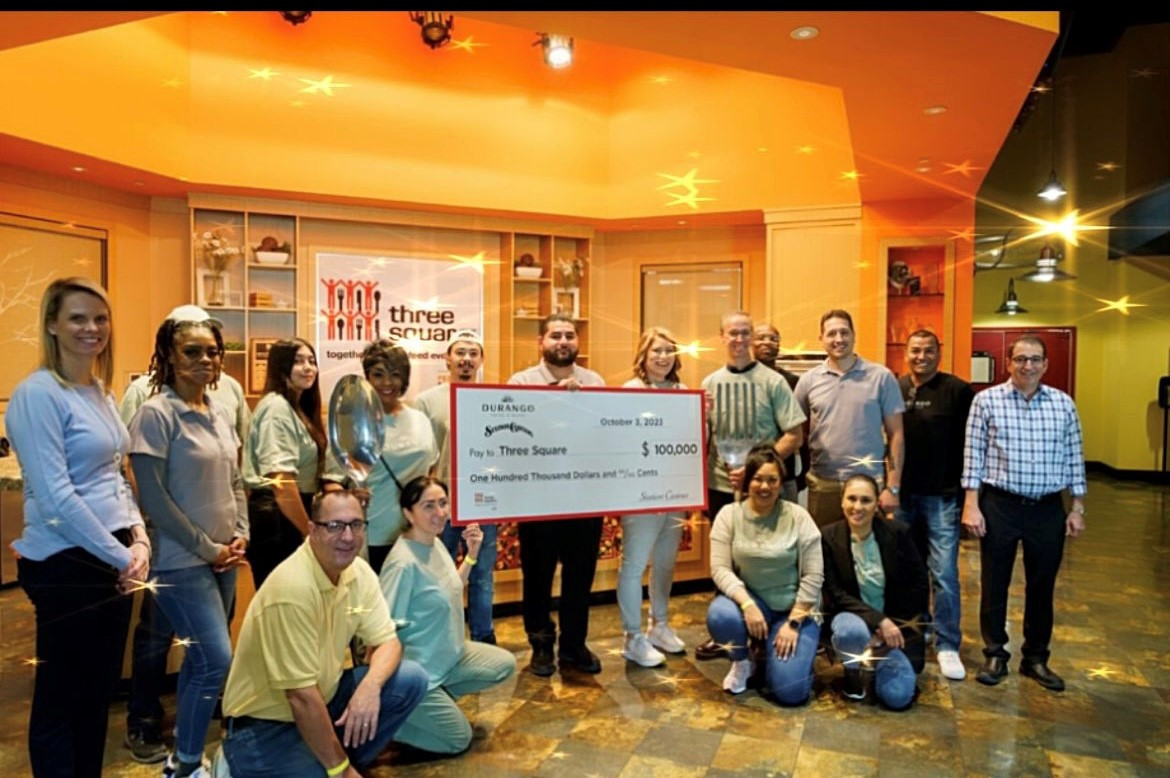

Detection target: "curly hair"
[147, 319, 224, 395]
[360, 338, 412, 394]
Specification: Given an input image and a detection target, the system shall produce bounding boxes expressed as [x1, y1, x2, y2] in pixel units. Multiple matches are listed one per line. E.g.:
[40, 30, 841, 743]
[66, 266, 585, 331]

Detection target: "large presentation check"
[450, 384, 707, 523]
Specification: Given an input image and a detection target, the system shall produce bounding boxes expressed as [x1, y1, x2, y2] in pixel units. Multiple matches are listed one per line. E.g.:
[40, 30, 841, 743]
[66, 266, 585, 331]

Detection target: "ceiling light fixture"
[923, 105, 947, 115]
[790, 26, 819, 40]
[279, 11, 312, 26]
[1019, 243, 1076, 282]
[410, 12, 454, 49]
[536, 33, 573, 69]
[995, 278, 1029, 315]
[1036, 17, 1072, 201]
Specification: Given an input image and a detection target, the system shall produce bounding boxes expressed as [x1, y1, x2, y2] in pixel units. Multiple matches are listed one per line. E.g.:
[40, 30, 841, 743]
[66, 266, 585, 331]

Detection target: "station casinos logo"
[481, 395, 536, 438]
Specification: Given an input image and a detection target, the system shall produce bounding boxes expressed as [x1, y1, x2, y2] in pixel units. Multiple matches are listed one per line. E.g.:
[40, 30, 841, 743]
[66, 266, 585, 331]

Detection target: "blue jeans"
[222, 659, 428, 777]
[441, 521, 498, 642]
[830, 612, 918, 710]
[895, 493, 962, 652]
[617, 513, 683, 633]
[154, 564, 237, 765]
[706, 592, 820, 706]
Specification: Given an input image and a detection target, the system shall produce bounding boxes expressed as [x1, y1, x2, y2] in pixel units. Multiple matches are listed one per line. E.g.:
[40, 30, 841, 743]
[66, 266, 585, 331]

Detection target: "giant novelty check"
[450, 384, 707, 523]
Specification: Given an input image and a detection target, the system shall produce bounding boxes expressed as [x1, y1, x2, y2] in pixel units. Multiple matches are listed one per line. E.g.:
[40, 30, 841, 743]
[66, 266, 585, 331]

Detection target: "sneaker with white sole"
[647, 621, 686, 654]
[622, 632, 666, 667]
[937, 649, 967, 681]
[722, 658, 754, 694]
[162, 753, 211, 778]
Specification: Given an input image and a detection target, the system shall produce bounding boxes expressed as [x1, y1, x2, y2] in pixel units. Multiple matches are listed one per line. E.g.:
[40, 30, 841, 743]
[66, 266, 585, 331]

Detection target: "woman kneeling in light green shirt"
[380, 476, 515, 755]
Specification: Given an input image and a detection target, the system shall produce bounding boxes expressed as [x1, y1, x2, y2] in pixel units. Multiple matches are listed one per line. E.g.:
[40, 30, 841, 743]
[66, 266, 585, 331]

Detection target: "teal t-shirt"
[851, 531, 885, 613]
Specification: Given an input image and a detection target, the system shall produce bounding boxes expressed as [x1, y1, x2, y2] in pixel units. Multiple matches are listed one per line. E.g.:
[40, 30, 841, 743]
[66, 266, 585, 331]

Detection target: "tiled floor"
[1, 473, 1168, 776]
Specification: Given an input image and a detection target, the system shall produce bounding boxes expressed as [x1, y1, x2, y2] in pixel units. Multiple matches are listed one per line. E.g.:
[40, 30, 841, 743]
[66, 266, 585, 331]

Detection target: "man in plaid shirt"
[961, 335, 1086, 692]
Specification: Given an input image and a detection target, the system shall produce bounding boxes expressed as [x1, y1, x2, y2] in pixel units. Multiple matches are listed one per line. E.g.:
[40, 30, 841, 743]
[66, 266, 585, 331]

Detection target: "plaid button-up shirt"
[961, 381, 1087, 499]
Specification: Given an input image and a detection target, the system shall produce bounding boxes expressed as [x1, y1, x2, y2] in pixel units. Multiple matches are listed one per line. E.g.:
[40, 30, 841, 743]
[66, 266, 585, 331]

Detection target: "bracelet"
[739, 599, 755, 612]
[131, 539, 151, 552]
[465, 556, 478, 567]
[326, 757, 349, 777]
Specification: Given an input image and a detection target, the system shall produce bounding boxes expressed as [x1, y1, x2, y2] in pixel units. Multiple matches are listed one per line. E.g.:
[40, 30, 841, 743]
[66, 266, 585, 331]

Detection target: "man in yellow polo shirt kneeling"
[221, 490, 427, 777]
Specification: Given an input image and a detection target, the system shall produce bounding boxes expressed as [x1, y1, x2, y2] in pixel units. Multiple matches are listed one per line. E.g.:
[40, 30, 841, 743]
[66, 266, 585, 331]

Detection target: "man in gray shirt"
[794, 309, 904, 527]
[507, 314, 606, 677]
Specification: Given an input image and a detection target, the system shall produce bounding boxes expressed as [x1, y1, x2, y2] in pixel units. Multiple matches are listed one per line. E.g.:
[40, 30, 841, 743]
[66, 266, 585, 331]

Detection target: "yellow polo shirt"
[223, 540, 396, 722]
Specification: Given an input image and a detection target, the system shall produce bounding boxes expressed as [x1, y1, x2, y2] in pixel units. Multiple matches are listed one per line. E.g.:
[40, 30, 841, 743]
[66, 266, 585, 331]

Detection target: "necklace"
[79, 381, 126, 466]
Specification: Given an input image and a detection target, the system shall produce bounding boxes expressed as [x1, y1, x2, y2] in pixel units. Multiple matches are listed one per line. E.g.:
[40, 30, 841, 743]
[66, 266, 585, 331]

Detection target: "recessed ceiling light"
[915, 157, 932, 173]
[790, 26, 819, 40]
[133, 181, 145, 186]
[924, 105, 948, 115]
[71, 166, 86, 172]
[677, 220, 687, 226]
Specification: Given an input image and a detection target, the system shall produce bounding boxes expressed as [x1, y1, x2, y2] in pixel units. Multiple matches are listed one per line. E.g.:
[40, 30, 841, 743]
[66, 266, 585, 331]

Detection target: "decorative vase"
[203, 271, 226, 306]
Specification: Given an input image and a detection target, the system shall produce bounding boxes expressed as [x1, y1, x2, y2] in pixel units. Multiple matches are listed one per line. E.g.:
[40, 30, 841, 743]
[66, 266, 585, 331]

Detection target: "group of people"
[6, 280, 513, 777]
[694, 309, 1086, 707]
[6, 276, 1087, 776]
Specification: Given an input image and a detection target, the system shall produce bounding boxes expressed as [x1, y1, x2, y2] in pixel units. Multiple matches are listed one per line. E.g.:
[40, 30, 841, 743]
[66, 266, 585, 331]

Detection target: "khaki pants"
[806, 471, 885, 528]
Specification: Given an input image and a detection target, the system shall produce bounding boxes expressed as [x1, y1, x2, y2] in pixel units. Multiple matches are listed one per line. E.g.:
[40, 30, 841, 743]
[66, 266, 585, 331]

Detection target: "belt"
[983, 484, 1061, 505]
[223, 716, 262, 735]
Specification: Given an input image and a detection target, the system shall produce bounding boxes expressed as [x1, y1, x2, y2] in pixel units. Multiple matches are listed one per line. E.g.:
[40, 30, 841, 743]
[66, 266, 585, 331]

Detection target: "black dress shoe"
[694, 637, 728, 661]
[528, 644, 556, 677]
[1020, 661, 1065, 692]
[976, 656, 1009, 686]
[559, 645, 602, 674]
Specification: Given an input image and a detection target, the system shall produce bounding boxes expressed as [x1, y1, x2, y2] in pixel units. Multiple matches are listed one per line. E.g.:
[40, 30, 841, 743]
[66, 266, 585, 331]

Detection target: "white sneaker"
[623, 632, 666, 667]
[647, 621, 686, 654]
[722, 658, 754, 694]
[937, 649, 967, 681]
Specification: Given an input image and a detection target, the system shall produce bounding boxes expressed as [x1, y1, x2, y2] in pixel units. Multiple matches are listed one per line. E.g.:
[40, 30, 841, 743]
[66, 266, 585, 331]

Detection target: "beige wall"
[0, 166, 187, 431]
[591, 224, 767, 386]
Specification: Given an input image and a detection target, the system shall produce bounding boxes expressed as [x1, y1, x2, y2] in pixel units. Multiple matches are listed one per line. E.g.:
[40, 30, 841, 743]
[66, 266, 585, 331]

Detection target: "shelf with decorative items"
[880, 240, 955, 376]
[191, 208, 299, 397]
[501, 231, 591, 376]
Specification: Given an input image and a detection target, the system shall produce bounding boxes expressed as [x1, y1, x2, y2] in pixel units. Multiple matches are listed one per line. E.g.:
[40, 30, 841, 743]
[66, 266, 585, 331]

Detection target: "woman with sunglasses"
[128, 316, 249, 776]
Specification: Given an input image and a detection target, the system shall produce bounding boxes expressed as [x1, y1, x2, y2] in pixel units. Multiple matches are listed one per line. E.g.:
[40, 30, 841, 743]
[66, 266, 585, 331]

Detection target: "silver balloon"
[327, 375, 385, 489]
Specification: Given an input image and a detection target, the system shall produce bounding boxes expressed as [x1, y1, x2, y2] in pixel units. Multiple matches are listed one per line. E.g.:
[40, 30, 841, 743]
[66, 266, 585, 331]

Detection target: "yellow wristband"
[740, 600, 754, 612]
[326, 757, 349, 777]
[465, 556, 477, 566]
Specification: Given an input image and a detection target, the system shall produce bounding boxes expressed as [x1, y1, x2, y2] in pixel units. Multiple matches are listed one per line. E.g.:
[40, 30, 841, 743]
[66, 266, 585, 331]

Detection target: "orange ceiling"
[0, 11, 1056, 224]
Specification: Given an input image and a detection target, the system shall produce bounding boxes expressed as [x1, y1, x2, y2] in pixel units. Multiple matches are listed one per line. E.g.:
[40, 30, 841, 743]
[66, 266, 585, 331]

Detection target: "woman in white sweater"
[706, 445, 823, 704]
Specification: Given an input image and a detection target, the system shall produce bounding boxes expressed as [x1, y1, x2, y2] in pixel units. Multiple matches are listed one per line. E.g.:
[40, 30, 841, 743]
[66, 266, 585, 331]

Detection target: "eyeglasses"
[1010, 355, 1046, 366]
[311, 518, 368, 535]
[904, 385, 917, 412]
[178, 346, 221, 359]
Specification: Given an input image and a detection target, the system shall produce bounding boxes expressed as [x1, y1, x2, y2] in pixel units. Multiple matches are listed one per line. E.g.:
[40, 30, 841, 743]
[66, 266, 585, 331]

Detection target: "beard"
[543, 345, 577, 367]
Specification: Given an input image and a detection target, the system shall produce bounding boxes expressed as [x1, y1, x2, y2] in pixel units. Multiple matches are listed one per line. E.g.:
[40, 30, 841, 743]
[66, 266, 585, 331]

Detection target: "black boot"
[528, 632, 557, 677]
[842, 666, 866, 701]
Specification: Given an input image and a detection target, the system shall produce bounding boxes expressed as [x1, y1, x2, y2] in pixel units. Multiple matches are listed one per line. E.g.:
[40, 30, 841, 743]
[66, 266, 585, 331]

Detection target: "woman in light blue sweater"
[7, 277, 150, 777]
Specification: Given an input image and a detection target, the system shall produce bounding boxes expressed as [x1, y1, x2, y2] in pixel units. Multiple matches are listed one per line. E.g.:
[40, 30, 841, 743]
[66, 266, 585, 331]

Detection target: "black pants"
[18, 542, 134, 778]
[246, 490, 313, 589]
[978, 486, 1067, 664]
[126, 588, 172, 730]
[707, 489, 736, 524]
[519, 517, 602, 651]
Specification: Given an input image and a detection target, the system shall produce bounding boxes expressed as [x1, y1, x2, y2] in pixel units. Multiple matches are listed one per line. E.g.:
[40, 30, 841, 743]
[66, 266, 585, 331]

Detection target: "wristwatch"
[887, 485, 901, 497]
[787, 617, 803, 630]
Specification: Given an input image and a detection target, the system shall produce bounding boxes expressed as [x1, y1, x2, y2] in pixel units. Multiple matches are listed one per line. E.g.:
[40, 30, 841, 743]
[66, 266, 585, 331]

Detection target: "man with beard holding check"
[507, 314, 606, 677]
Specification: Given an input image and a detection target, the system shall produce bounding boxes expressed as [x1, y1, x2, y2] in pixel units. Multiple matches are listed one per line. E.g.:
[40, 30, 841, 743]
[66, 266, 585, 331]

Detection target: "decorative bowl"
[515, 266, 543, 279]
[256, 251, 290, 266]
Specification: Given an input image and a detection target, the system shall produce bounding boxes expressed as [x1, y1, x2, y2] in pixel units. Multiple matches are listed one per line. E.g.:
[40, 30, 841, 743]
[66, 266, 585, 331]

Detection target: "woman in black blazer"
[821, 473, 929, 709]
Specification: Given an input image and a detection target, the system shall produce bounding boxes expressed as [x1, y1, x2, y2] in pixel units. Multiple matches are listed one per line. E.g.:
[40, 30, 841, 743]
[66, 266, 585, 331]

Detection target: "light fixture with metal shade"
[535, 33, 573, 69]
[410, 12, 454, 49]
[995, 279, 1029, 315]
[1019, 244, 1076, 282]
[1037, 170, 1067, 202]
[1035, 18, 1072, 202]
[279, 11, 312, 26]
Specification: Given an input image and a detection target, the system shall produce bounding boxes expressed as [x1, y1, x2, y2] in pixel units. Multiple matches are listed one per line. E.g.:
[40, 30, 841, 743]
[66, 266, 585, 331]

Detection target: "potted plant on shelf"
[515, 252, 542, 279]
[254, 236, 293, 265]
[196, 228, 241, 306]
